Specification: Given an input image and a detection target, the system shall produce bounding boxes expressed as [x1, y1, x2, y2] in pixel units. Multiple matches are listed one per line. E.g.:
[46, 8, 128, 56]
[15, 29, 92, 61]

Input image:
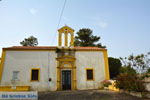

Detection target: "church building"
[0, 26, 110, 91]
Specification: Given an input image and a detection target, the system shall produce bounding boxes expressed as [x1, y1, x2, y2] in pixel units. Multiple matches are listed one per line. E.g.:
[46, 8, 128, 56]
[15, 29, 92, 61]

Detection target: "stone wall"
[144, 76, 150, 92]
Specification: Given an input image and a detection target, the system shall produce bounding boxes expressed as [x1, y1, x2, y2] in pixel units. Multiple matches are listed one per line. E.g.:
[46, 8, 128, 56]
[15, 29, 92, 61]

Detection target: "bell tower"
[58, 26, 74, 47]
[56, 26, 76, 90]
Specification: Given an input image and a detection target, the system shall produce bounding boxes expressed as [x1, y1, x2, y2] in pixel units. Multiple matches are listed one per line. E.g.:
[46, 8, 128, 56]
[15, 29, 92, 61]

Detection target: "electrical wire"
[51, 0, 67, 45]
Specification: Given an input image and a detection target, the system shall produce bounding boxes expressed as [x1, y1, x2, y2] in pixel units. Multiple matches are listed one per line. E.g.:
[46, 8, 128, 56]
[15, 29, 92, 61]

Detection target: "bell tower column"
[65, 32, 68, 47]
[58, 32, 62, 46]
[70, 33, 74, 46]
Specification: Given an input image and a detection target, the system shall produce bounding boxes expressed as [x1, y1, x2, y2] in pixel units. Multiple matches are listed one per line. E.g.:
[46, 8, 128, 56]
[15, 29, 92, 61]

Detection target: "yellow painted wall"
[0, 50, 6, 82]
[0, 86, 30, 91]
[103, 50, 110, 80]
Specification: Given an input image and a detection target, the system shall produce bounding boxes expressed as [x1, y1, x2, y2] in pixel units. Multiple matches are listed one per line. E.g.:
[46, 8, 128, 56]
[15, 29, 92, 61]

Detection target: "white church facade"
[0, 26, 110, 91]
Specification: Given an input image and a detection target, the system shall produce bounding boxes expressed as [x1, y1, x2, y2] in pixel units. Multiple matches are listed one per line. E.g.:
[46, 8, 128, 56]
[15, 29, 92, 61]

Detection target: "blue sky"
[0, 0, 150, 58]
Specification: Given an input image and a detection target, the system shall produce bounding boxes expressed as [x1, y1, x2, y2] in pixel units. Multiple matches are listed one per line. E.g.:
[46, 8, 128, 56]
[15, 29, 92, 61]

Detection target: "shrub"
[115, 73, 146, 92]
[101, 80, 112, 87]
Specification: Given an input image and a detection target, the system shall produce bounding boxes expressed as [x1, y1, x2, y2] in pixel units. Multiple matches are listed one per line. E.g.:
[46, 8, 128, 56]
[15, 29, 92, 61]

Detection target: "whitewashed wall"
[1, 51, 57, 91]
[1, 50, 106, 91]
[75, 51, 105, 90]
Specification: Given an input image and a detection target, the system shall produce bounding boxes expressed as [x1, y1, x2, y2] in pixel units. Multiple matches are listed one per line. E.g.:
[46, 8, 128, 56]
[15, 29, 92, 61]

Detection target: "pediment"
[56, 55, 76, 61]
[58, 25, 74, 33]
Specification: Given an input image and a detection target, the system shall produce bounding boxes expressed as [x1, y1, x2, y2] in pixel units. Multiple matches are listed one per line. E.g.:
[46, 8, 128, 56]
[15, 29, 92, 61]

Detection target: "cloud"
[89, 16, 109, 29]
[97, 22, 108, 29]
[29, 8, 38, 15]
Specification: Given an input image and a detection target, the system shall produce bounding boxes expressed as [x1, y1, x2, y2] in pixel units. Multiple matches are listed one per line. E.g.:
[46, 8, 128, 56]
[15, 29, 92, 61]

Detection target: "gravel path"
[39, 90, 149, 100]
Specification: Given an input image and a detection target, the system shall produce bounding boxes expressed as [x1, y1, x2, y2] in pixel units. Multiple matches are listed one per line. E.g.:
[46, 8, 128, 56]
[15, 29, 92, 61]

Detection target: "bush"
[101, 80, 112, 87]
[120, 66, 136, 75]
[115, 73, 146, 92]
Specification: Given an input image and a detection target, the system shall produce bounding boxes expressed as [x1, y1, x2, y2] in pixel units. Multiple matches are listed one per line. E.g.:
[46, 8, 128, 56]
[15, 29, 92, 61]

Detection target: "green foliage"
[20, 36, 38, 46]
[56, 48, 61, 53]
[115, 52, 149, 92]
[74, 28, 106, 48]
[115, 73, 146, 92]
[140, 73, 150, 80]
[120, 52, 150, 73]
[108, 57, 122, 79]
[147, 68, 150, 73]
[120, 66, 136, 75]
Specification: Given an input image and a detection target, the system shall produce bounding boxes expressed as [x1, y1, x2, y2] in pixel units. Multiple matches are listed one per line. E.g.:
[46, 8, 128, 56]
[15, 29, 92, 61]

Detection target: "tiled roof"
[3, 46, 106, 51]
[4, 46, 57, 50]
[74, 47, 106, 50]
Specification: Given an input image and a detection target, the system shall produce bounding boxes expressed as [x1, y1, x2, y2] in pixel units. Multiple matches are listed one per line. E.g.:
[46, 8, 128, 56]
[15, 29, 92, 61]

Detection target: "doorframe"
[56, 56, 76, 91]
[61, 69, 72, 90]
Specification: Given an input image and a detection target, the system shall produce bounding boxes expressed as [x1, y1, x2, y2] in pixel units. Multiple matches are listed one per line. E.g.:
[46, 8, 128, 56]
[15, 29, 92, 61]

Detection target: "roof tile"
[3, 46, 106, 51]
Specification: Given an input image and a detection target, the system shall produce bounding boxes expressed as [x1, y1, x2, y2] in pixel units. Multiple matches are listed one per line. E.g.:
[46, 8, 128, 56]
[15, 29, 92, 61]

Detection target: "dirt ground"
[38, 90, 150, 100]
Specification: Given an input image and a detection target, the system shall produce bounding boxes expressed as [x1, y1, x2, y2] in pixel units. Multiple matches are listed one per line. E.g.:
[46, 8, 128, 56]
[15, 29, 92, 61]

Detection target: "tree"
[108, 57, 122, 79]
[74, 28, 106, 48]
[120, 52, 150, 74]
[120, 66, 136, 75]
[20, 36, 38, 46]
[146, 68, 150, 73]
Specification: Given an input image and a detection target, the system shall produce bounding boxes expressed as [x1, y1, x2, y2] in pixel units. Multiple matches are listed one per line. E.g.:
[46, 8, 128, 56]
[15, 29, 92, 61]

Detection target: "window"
[12, 71, 19, 81]
[31, 69, 40, 81]
[86, 69, 94, 80]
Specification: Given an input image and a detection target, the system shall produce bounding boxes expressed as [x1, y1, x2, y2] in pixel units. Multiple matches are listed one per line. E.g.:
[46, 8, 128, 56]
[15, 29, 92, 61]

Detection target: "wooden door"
[62, 70, 71, 90]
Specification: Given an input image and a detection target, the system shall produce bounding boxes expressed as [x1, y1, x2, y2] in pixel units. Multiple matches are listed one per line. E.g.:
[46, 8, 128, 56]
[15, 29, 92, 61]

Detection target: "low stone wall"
[144, 76, 150, 92]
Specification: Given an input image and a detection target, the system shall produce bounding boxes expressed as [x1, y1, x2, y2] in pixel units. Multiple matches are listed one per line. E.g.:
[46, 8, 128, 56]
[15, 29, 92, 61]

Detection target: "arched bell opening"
[58, 26, 74, 47]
